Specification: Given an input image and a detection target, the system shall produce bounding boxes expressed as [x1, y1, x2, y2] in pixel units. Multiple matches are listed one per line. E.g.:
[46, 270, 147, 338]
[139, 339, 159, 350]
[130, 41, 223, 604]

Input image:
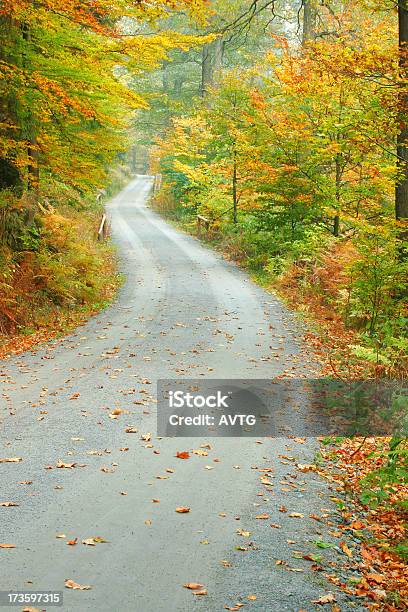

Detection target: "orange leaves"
[339, 541, 353, 558]
[183, 583, 207, 596]
[176, 451, 190, 459]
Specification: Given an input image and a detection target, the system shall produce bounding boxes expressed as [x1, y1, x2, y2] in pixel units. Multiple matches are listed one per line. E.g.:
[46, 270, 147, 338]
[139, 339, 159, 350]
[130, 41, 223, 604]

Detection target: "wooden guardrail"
[197, 214, 210, 239]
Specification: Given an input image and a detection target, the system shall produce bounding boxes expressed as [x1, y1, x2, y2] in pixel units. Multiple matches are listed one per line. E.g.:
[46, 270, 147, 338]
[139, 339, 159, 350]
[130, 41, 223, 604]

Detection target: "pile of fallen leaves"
[319, 437, 408, 610]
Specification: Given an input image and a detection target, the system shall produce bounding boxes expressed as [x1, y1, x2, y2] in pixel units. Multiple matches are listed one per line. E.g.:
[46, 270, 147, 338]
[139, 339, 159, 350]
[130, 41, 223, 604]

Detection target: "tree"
[0, 0, 208, 196]
[396, 0, 408, 233]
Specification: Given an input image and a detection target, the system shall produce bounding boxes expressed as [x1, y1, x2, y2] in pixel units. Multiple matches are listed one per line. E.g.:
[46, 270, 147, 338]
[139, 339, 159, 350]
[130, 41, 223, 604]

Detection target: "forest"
[148, 0, 408, 380]
[0, 1, 407, 608]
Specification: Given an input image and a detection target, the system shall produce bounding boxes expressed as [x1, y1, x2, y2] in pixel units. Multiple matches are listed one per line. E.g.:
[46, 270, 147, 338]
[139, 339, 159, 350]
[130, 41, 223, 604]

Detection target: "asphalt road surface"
[0, 177, 361, 611]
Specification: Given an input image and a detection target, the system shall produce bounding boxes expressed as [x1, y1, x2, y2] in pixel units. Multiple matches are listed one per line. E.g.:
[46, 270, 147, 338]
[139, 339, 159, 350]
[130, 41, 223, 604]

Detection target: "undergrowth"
[0, 167, 127, 356]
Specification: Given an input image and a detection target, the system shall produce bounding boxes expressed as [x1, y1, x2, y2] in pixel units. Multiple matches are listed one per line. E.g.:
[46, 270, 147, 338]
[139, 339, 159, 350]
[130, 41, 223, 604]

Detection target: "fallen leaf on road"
[255, 513, 270, 520]
[152, 499, 160, 503]
[183, 583, 204, 590]
[311, 593, 336, 604]
[193, 590, 207, 596]
[141, 433, 151, 441]
[109, 409, 128, 419]
[296, 464, 314, 473]
[237, 529, 250, 537]
[0, 457, 22, 463]
[176, 507, 190, 513]
[350, 520, 365, 530]
[125, 427, 138, 433]
[56, 460, 76, 469]
[192, 449, 207, 456]
[22, 607, 41, 612]
[18, 481, 32, 485]
[366, 572, 385, 584]
[0, 502, 19, 507]
[67, 538, 78, 546]
[248, 595, 257, 601]
[65, 579, 92, 590]
[82, 537, 107, 546]
[0, 543, 15, 548]
[56, 534, 66, 539]
[176, 451, 190, 459]
[289, 513, 304, 518]
[340, 541, 353, 557]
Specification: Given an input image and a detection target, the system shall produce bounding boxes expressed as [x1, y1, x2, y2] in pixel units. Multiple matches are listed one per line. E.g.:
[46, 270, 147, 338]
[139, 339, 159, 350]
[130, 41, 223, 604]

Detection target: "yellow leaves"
[340, 541, 353, 558]
[0, 457, 22, 463]
[255, 513, 270, 520]
[64, 579, 92, 590]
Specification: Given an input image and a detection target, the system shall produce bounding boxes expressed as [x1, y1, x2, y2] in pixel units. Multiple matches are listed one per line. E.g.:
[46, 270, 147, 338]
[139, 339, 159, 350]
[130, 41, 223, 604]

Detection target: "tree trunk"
[212, 36, 224, 84]
[173, 75, 184, 95]
[302, 0, 317, 44]
[232, 149, 238, 224]
[201, 43, 213, 97]
[396, 0, 408, 231]
[200, 37, 224, 97]
[0, 15, 23, 191]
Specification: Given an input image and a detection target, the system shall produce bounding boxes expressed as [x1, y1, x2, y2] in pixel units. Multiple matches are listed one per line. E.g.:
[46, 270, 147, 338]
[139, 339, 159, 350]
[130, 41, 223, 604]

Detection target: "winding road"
[0, 177, 359, 611]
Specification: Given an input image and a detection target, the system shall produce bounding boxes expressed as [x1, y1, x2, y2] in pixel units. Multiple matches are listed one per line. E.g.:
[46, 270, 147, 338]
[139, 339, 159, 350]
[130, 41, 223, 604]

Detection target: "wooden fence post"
[197, 214, 210, 239]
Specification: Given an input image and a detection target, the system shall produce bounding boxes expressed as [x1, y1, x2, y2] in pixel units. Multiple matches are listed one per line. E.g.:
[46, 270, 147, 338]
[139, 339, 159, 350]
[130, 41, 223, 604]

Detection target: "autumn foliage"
[0, 0, 207, 342]
[152, 4, 407, 377]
